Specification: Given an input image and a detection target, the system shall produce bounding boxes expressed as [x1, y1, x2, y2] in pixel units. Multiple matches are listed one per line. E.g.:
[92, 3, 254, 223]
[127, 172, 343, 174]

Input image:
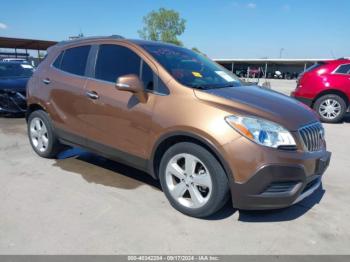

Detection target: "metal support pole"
[231, 62, 234, 73]
[15, 48, 17, 58]
[304, 63, 307, 71]
[279, 48, 284, 58]
[264, 63, 268, 79]
[25, 49, 28, 61]
[37, 49, 40, 62]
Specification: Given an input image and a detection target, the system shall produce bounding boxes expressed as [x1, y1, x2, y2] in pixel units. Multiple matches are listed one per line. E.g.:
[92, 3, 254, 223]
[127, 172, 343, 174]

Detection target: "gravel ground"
[0, 95, 350, 254]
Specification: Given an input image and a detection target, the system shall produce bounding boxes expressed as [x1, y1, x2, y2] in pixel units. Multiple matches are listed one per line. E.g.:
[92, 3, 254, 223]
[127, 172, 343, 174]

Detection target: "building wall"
[217, 61, 316, 79]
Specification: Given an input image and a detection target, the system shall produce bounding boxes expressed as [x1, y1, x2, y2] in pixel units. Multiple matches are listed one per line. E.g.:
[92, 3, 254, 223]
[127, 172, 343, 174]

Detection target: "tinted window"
[141, 60, 154, 91]
[304, 62, 326, 73]
[0, 63, 34, 78]
[60, 46, 90, 76]
[335, 64, 350, 74]
[156, 77, 170, 95]
[95, 45, 140, 82]
[53, 52, 63, 68]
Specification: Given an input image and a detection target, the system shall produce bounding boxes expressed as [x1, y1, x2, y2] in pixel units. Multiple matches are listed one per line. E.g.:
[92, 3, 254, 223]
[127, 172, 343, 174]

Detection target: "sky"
[0, 0, 349, 59]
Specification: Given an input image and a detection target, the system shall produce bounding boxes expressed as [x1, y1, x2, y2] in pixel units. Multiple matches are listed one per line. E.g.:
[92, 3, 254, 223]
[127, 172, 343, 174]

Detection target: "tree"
[138, 8, 186, 46]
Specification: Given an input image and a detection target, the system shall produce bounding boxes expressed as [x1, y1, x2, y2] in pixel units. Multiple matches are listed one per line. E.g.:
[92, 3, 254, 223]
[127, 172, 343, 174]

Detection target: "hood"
[194, 85, 318, 131]
[0, 77, 28, 93]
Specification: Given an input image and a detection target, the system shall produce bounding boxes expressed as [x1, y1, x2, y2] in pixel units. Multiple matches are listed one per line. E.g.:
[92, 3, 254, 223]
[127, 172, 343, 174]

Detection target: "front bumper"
[0, 90, 27, 114]
[229, 151, 331, 210]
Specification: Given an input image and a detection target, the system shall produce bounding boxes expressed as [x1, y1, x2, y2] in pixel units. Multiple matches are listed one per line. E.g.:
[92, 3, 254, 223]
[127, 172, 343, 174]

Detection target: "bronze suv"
[26, 36, 331, 217]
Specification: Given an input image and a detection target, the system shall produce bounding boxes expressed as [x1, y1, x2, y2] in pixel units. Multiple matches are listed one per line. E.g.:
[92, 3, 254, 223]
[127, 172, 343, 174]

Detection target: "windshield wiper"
[190, 83, 239, 90]
[204, 83, 238, 90]
[190, 85, 207, 90]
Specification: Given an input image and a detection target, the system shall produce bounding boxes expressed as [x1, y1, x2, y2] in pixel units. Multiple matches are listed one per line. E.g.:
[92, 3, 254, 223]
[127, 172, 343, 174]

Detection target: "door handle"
[42, 78, 51, 85]
[86, 91, 99, 100]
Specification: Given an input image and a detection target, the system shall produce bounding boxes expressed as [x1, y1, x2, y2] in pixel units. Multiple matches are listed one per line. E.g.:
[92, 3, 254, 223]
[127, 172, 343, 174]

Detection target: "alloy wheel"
[165, 153, 212, 209]
[29, 117, 49, 153]
[319, 99, 341, 120]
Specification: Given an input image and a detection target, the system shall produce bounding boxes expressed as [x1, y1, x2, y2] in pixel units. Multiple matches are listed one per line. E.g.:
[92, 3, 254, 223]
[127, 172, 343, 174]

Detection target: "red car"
[292, 59, 350, 123]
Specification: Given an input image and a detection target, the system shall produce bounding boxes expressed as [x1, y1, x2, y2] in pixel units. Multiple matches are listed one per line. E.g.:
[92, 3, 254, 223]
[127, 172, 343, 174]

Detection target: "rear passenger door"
[48, 45, 91, 143]
[83, 44, 157, 162]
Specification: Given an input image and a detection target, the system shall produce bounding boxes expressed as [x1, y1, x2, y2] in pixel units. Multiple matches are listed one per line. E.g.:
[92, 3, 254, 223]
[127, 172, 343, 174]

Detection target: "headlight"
[225, 115, 296, 148]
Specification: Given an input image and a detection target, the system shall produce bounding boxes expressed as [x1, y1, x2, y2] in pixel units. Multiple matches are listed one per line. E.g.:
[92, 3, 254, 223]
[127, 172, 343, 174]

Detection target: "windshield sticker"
[215, 71, 234, 82]
[192, 72, 203, 78]
[20, 64, 33, 69]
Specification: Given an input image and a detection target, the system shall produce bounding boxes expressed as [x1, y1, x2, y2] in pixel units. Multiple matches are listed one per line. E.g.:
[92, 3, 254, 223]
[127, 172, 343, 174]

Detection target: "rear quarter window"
[304, 62, 326, 73]
[52, 52, 64, 69]
[335, 64, 350, 74]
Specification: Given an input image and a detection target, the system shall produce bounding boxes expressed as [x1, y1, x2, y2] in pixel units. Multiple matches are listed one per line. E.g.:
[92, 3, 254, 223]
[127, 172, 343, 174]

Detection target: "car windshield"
[0, 63, 34, 78]
[141, 43, 242, 89]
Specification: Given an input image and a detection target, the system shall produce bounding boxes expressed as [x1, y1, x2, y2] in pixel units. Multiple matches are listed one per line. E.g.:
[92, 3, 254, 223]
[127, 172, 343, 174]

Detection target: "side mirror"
[116, 74, 148, 103]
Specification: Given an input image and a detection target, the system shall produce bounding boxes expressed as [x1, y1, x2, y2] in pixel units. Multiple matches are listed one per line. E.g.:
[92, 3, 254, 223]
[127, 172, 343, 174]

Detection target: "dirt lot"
[0, 113, 350, 255]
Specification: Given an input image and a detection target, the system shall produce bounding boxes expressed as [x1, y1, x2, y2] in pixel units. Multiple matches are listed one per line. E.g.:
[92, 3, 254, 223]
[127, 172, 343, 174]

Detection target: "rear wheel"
[314, 94, 347, 123]
[27, 110, 64, 158]
[159, 142, 229, 218]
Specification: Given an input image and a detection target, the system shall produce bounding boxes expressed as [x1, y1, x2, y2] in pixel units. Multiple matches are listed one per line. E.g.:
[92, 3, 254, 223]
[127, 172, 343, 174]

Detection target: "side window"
[59, 45, 91, 76]
[94, 44, 169, 95]
[52, 51, 64, 69]
[335, 64, 350, 74]
[156, 77, 170, 95]
[95, 44, 140, 82]
[141, 60, 169, 94]
[141, 60, 155, 91]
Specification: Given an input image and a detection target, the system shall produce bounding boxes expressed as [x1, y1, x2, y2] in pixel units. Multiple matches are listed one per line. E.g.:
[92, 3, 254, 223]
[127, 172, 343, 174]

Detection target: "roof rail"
[56, 35, 125, 46]
[110, 35, 124, 39]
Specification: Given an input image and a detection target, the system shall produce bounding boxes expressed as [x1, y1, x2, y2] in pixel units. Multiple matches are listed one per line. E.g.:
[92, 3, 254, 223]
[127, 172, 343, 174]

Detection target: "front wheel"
[313, 94, 347, 123]
[159, 142, 229, 218]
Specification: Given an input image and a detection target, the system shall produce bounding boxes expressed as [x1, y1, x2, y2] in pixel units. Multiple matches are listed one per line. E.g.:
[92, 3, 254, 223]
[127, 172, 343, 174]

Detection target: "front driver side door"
[83, 43, 157, 166]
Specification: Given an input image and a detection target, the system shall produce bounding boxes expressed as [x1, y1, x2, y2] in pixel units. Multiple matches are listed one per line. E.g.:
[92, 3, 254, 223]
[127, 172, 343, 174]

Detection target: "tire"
[27, 110, 64, 158]
[313, 94, 347, 123]
[159, 142, 229, 218]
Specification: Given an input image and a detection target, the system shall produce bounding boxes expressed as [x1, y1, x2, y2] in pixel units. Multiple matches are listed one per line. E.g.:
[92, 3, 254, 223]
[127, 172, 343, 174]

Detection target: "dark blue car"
[0, 61, 34, 115]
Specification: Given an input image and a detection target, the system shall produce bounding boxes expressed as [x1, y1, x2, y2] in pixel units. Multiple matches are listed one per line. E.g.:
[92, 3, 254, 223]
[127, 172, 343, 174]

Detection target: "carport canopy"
[0, 36, 57, 50]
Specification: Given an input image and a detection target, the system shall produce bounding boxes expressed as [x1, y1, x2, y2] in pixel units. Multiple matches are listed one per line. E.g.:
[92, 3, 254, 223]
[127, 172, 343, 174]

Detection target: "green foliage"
[138, 8, 186, 46]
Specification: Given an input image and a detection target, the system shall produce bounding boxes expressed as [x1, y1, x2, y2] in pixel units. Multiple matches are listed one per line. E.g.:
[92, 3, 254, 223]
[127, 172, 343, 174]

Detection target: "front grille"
[299, 122, 325, 152]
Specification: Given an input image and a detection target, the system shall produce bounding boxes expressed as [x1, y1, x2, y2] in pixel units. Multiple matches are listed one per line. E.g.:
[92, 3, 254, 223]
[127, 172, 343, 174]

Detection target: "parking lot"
[1, 83, 350, 254]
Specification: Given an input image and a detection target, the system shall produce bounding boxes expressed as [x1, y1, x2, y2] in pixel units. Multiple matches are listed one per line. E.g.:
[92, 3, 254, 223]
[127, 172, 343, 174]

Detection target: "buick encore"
[292, 58, 350, 123]
[26, 36, 331, 218]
